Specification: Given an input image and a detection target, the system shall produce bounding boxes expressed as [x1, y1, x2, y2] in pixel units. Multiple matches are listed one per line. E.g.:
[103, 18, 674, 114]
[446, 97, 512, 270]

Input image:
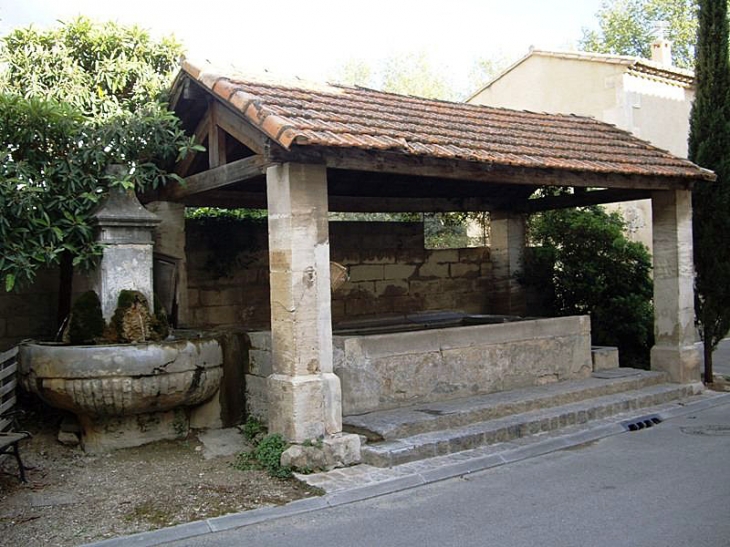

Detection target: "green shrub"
[521, 206, 654, 367]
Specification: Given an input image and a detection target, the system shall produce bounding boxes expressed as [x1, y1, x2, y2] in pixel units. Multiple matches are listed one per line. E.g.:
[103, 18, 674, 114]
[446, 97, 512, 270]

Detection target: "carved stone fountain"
[18, 182, 224, 452]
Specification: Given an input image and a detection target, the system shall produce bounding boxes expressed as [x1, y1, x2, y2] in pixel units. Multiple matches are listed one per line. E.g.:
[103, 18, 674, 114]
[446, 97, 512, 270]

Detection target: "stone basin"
[18, 336, 224, 452]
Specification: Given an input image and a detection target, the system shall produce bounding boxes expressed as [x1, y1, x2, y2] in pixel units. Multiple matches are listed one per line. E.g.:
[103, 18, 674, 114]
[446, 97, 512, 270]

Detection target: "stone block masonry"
[1, 219, 494, 353]
[186, 221, 495, 331]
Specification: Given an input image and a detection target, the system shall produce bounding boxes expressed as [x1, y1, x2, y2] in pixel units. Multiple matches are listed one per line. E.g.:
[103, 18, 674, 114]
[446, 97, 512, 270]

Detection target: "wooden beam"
[328, 195, 497, 213]
[179, 190, 498, 213]
[181, 190, 268, 209]
[208, 104, 228, 169]
[278, 147, 698, 191]
[161, 155, 269, 201]
[211, 100, 270, 155]
[516, 189, 654, 213]
[175, 108, 212, 177]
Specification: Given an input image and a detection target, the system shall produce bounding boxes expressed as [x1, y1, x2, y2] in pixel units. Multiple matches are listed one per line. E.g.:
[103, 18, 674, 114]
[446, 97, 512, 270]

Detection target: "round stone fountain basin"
[18, 337, 224, 451]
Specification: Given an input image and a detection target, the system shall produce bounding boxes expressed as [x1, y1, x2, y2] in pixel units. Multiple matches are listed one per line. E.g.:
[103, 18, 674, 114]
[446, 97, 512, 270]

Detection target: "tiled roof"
[181, 60, 712, 182]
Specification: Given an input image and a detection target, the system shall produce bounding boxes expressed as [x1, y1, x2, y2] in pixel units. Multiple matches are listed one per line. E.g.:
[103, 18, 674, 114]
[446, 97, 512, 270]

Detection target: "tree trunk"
[57, 251, 74, 333]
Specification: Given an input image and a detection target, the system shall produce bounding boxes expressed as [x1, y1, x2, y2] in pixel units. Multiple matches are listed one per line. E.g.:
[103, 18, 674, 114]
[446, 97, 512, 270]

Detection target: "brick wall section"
[186, 220, 493, 330]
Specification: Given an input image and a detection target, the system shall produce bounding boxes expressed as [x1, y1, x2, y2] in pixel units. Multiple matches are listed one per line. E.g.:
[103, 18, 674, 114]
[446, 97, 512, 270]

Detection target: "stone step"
[358, 381, 700, 467]
[344, 369, 667, 442]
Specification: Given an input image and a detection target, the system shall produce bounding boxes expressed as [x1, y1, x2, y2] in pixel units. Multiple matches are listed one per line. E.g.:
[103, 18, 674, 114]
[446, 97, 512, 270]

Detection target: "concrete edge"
[80, 390, 730, 547]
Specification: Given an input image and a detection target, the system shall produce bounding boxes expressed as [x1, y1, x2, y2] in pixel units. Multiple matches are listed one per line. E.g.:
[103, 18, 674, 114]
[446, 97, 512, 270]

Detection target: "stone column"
[93, 185, 160, 321]
[266, 163, 342, 442]
[146, 201, 189, 326]
[650, 189, 700, 383]
[490, 211, 527, 316]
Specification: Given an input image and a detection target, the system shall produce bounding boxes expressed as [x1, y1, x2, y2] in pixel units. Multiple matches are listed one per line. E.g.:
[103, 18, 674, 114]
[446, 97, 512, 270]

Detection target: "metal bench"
[0, 347, 31, 482]
[0, 427, 31, 482]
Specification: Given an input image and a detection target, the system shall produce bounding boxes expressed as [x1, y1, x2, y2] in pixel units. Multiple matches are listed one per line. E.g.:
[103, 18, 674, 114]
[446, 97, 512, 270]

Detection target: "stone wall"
[0, 219, 493, 351]
[0, 270, 93, 352]
[186, 220, 493, 330]
[0, 270, 59, 351]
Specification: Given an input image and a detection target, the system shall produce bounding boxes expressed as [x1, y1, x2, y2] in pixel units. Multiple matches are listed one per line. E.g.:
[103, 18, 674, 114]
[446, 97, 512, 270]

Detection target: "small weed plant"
[234, 419, 292, 479]
[241, 416, 266, 443]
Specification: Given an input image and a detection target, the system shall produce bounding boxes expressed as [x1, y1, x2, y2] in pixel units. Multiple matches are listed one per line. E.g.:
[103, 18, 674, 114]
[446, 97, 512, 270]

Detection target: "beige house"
[468, 40, 695, 251]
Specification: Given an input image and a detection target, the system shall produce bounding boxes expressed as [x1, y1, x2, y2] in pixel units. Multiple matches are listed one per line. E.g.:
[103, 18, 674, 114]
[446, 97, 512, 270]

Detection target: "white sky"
[0, 0, 604, 93]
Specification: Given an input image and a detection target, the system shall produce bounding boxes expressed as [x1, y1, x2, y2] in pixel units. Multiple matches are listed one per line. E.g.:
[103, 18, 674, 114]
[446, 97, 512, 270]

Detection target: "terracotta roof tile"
[181, 60, 712, 182]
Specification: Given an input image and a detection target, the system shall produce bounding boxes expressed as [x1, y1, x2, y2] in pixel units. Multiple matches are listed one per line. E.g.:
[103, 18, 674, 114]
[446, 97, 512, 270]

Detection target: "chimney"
[651, 21, 673, 66]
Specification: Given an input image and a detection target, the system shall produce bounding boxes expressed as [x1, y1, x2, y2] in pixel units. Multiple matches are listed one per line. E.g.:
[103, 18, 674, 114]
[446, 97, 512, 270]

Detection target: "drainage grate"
[621, 414, 663, 432]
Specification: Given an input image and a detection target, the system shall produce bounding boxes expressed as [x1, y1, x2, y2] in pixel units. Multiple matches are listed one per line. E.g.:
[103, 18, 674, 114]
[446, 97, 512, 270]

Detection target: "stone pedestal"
[490, 212, 527, 315]
[650, 189, 700, 383]
[92, 177, 160, 321]
[266, 163, 361, 467]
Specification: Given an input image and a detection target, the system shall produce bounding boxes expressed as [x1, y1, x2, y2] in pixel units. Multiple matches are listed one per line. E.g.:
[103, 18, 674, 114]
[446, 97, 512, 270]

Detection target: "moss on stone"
[67, 291, 105, 344]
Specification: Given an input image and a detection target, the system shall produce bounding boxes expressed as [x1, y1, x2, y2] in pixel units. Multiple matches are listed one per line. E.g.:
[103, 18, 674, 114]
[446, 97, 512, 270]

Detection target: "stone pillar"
[490, 211, 527, 315]
[650, 189, 700, 383]
[266, 163, 342, 442]
[93, 184, 161, 321]
[146, 201, 189, 326]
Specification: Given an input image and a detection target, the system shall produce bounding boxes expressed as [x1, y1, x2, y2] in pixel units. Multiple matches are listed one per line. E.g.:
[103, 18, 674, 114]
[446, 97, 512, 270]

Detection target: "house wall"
[471, 56, 625, 121]
[469, 54, 695, 253]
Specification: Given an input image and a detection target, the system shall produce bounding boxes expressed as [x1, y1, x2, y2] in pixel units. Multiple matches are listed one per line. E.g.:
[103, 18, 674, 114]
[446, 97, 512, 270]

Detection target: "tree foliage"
[332, 51, 458, 100]
[579, 0, 699, 69]
[1, 17, 182, 116]
[688, 0, 730, 380]
[0, 18, 199, 293]
[521, 206, 654, 367]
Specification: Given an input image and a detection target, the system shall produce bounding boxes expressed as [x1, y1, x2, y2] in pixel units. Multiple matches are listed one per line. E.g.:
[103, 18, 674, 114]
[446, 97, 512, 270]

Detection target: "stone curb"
[80, 391, 730, 547]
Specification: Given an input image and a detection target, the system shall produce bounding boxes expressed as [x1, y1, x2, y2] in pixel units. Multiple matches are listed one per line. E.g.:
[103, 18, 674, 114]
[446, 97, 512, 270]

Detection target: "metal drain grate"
[621, 414, 663, 432]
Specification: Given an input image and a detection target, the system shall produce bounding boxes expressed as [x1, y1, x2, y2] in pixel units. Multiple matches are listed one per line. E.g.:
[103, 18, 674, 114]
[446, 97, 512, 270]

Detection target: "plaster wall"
[471, 56, 623, 120]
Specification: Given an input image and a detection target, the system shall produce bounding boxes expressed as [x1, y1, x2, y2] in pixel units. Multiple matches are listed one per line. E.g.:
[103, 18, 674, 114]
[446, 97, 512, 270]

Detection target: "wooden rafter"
[208, 103, 227, 168]
[517, 188, 654, 213]
[179, 190, 502, 213]
[175, 108, 212, 177]
[161, 155, 269, 201]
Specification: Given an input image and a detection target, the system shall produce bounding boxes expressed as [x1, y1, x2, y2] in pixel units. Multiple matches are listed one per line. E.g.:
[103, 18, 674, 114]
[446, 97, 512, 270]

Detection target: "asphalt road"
[167, 400, 730, 547]
[712, 338, 730, 377]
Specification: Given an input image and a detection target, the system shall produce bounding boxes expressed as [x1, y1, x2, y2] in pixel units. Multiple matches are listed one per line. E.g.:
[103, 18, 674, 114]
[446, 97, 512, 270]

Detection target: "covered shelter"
[150, 60, 712, 450]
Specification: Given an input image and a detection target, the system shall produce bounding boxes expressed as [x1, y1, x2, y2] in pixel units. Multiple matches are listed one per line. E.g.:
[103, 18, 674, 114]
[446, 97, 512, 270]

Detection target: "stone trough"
[18, 334, 223, 452]
[246, 313, 594, 420]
